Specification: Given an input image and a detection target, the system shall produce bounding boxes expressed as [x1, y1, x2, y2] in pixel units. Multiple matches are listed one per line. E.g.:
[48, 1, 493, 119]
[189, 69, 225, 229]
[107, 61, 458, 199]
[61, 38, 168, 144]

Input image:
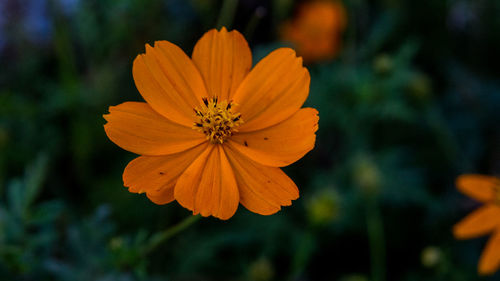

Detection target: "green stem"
[244, 6, 266, 41]
[289, 230, 316, 279]
[365, 196, 386, 281]
[142, 215, 200, 256]
[424, 105, 458, 164]
[216, 0, 239, 29]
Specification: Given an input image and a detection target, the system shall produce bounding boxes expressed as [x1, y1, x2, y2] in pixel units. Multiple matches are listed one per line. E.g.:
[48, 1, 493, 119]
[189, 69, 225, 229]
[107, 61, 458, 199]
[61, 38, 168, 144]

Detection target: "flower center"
[193, 97, 243, 144]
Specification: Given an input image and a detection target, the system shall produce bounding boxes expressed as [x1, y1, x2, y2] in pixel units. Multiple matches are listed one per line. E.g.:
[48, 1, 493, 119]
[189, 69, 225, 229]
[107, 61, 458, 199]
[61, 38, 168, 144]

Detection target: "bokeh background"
[1, 0, 499, 280]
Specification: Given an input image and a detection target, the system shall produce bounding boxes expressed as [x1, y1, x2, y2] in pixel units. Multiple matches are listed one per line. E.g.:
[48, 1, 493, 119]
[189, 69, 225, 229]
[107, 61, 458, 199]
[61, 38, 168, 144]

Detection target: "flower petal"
[456, 174, 499, 203]
[479, 230, 500, 275]
[174, 145, 239, 220]
[228, 108, 318, 167]
[123, 144, 208, 194]
[225, 145, 299, 215]
[192, 27, 252, 101]
[147, 186, 175, 205]
[104, 102, 206, 155]
[133, 41, 207, 126]
[232, 48, 310, 132]
[453, 205, 500, 239]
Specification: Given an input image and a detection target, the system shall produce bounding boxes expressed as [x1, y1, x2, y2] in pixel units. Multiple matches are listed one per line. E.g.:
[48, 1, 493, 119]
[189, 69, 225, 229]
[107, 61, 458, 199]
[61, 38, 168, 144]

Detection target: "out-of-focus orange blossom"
[454, 174, 500, 275]
[281, 0, 347, 63]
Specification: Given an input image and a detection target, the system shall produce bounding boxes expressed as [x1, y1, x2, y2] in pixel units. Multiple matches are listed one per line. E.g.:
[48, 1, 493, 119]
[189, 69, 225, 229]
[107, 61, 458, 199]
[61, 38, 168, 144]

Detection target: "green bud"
[109, 237, 124, 250]
[373, 54, 393, 75]
[248, 257, 274, 281]
[408, 73, 432, 103]
[306, 188, 340, 226]
[352, 154, 381, 195]
[421, 246, 442, 268]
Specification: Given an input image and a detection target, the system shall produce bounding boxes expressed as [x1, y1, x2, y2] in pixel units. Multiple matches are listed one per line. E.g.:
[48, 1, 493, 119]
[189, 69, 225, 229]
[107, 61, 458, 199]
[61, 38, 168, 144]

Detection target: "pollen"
[193, 97, 243, 144]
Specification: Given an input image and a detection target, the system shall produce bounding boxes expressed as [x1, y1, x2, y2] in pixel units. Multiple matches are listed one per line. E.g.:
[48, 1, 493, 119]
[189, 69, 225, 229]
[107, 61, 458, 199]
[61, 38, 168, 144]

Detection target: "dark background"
[0, 0, 499, 280]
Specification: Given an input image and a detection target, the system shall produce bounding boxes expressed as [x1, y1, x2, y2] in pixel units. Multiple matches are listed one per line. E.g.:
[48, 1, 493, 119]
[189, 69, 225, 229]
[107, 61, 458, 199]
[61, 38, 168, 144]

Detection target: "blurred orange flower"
[103, 28, 318, 220]
[281, 0, 347, 63]
[454, 174, 500, 275]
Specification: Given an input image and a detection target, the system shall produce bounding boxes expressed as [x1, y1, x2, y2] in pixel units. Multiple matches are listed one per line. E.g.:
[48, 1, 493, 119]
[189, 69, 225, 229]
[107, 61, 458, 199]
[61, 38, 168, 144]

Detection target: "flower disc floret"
[193, 97, 243, 144]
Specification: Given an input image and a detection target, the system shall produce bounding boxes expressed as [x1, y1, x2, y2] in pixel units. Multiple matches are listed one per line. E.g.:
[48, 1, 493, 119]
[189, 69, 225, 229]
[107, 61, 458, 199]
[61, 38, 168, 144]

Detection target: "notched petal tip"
[145, 43, 156, 54]
[102, 104, 122, 127]
[132, 53, 142, 68]
[140, 43, 154, 53]
[174, 146, 239, 220]
[246, 193, 299, 217]
[102, 113, 110, 123]
[153, 40, 165, 47]
[192, 26, 252, 101]
[309, 107, 320, 129]
[207, 26, 230, 33]
[275, 47, 304, 62]
[190, 209, 233, 220]
[153, 40, 176, 49]
[125, 186, 141, 194]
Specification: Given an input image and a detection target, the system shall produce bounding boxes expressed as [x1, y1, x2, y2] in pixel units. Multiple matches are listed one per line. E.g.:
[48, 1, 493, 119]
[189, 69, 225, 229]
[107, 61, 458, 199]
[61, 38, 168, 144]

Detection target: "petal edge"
[133, 41, 207, 126]
[233, 48, 310, 132]
[192, 27, 252, 101]
[229, 108, 318, 167]
[104, 102, 206, 156]
[225, 145, 299, 216]
[174, 145, 240, 220]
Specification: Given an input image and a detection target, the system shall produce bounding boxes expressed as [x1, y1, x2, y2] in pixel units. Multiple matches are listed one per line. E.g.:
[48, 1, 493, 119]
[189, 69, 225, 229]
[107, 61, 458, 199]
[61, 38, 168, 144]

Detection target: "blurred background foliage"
[0, 0, 499, 280]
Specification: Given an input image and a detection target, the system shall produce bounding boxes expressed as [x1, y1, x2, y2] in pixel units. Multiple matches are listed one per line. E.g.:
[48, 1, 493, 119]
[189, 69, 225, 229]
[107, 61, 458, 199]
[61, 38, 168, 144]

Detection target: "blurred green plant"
[0, 153, 200, 280]
[0, 0, 499, 280]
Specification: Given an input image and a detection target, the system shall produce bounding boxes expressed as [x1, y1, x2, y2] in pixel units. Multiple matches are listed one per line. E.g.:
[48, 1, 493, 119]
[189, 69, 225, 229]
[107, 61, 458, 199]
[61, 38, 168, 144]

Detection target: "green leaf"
[30, 201, 65, 225]
[23, 153, 49, 210]
[6, 180, 24, 218]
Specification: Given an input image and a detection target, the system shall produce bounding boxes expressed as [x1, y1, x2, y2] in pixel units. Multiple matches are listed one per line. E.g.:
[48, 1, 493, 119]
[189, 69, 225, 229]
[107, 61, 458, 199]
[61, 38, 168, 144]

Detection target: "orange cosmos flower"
[103, 27, 318, 220]
[453, 174, 500, 275]
[281, 0, 347, 63]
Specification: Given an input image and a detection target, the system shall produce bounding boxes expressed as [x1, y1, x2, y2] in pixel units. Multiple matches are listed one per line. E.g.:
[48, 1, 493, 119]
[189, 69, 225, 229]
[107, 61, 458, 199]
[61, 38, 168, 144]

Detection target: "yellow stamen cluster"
[193, 97, 243, 144]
